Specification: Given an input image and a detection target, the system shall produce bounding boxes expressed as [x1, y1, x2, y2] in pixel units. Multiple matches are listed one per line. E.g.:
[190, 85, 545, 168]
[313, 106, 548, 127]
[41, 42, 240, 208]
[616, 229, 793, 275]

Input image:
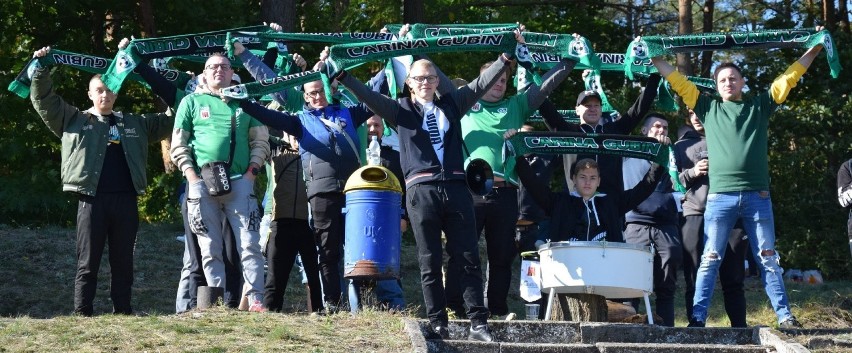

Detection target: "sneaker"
[468, 324, 494, 342]
[248, 299, 267, 313]
[687, 319, 706, 328]
[427, 324, 449, 339]
[779, 317, 803, 329]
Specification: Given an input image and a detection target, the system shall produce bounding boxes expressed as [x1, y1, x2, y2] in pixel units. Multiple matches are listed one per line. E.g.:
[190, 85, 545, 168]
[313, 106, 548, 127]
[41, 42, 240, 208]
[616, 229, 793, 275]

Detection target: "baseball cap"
[576, 90, 601, 106]
[231, 73, 242, 84]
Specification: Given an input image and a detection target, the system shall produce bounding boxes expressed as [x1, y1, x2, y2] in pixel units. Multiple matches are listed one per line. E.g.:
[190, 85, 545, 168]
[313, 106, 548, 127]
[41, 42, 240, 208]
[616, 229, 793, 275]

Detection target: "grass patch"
[0, 223, 850, 352]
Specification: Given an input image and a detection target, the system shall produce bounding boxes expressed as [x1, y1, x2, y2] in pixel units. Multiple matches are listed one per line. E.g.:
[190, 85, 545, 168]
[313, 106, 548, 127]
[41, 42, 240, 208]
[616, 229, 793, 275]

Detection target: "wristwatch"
[250, 167, 259, 176]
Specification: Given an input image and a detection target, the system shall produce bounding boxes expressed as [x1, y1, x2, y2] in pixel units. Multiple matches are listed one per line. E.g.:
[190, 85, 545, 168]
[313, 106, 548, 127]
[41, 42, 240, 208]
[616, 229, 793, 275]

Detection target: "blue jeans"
[692, 191, 793, 324]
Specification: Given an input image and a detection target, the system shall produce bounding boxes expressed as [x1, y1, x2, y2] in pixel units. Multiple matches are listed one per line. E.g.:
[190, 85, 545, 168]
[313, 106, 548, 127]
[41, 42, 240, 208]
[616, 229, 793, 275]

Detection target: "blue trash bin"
[342, 165, 403, 280]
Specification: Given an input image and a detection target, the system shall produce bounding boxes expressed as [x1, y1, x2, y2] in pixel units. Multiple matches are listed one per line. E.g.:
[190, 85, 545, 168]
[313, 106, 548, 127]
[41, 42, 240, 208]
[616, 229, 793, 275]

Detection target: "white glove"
[839, 186, 852, 208]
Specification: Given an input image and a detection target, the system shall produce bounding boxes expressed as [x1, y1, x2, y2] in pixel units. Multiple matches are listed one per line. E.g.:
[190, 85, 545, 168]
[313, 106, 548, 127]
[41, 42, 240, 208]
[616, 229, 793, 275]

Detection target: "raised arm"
[617, 162, 664, 214]
[651, 56, 700, 109]
[769, 40, 823, 104]
[238, 99, 304, 138]
[29, 47, 78, 138]
[452, 53, 512, 114]
[523, 58, 577, 110]
[539, 98, 577, 132]
[338, 73, 401, 128]
[515, 155, 557, 216]
[234, 41, 305, 110]
[611, 73, 661, 133]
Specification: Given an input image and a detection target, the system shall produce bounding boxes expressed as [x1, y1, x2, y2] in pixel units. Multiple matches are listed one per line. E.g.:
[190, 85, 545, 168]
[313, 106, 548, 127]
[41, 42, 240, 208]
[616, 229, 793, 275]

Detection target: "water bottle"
[367, 135, 381, 166]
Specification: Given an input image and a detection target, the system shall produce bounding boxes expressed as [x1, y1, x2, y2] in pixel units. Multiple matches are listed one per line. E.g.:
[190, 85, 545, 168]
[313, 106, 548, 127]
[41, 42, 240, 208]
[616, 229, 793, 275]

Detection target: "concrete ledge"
[596, 342, 770, 353]
[579, 322, 756, 345]
[757, 327, 811, 353]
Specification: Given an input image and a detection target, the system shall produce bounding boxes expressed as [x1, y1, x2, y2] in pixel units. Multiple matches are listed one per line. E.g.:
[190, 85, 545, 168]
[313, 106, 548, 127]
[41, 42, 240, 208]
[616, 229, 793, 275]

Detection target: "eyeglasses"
[205, 63, 232, 71]
[408, 75, 438, 84]
[304, 90, 324, 99]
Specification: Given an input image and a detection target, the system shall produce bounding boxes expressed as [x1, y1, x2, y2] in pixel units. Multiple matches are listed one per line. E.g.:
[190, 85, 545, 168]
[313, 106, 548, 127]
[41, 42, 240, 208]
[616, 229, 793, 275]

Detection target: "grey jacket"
[674, 129, 709, 216]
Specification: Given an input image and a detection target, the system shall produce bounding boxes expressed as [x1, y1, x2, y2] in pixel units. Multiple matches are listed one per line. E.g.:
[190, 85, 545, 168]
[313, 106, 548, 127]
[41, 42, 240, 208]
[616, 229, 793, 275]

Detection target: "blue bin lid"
[344, 165, 402, 193]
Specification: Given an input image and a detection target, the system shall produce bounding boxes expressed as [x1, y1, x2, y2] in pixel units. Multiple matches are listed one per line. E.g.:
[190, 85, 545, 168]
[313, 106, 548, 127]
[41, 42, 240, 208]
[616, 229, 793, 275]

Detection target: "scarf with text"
[504, 131, 669, 166]
[625, 28, 840, 79]
[101, 25, 271, 93]
[8, 49, 192, 99]
[386, 23, 518, 39]
[224, 31, 397, 58]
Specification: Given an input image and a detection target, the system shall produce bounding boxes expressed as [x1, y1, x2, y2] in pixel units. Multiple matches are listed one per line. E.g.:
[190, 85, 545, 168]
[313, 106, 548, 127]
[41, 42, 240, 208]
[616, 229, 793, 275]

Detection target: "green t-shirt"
[694, 91, 777, 193]
[174, 93, 263, 178]
[461, 94, 531, 185]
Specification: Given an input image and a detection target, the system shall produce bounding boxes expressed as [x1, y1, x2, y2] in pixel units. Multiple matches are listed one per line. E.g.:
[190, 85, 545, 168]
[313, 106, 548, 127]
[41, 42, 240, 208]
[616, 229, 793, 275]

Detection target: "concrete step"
[595, 342, 771, 353]
[404, 319, 806, 353]
[426, 340, 771, 353]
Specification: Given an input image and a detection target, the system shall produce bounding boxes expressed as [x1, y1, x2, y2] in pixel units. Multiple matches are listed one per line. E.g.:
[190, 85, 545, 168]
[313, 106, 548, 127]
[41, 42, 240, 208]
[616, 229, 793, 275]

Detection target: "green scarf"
[504, 131, 669, 166]
[527, 110, 624, 125]
[327, 32, 518, 71]
[625, 28, 841, 79]
[8, 49, 191, 99]
[220, 68, 321, 99]
[224, 31, 396, 58]
[385, 23, 518, 39]
[101, 25, 269, 93]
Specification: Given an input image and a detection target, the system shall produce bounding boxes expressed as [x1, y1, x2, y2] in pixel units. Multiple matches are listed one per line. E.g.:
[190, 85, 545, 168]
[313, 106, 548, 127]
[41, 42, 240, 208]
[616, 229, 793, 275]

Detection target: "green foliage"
[1, 0, 849, 276]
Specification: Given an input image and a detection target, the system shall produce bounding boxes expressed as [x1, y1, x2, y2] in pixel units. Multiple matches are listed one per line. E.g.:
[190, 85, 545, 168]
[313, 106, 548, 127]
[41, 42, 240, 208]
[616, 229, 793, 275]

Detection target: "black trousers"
[74, 193, 138, 316]
[407, 181, 489, 327]
[623, 222, 683, 327]
[182, 198, 242, 308]
[309, 192, 346, 306]
[446, 187, 518, 316]
[264, 218, 323, 312]
[681, 215, 748, 327]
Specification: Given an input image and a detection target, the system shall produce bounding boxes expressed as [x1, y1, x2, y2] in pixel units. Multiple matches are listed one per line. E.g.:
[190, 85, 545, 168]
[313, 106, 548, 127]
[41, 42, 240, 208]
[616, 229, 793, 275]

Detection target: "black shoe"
[779, 317, 803, 329]
[468, 324, 494, 342]
[427, 323, 449, 339]
[687, 319, 706, 328]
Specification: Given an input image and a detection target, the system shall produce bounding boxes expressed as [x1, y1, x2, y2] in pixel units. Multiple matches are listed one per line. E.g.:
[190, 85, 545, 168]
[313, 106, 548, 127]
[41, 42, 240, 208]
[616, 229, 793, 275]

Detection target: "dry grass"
[1, 223, 850, 352]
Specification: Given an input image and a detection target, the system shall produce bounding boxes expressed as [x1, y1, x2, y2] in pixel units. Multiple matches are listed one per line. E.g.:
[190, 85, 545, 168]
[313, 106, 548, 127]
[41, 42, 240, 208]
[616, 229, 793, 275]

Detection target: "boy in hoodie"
[510, 130, 665, 243]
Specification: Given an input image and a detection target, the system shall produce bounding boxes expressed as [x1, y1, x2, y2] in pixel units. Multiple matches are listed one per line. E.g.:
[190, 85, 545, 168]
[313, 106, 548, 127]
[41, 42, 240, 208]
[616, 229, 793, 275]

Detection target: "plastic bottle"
[367, 135, 381, 166]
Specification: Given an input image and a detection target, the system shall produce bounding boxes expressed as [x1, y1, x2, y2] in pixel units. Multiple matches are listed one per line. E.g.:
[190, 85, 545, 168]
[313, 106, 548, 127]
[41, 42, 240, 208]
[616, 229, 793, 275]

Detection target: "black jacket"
[516, 155, 663, 242]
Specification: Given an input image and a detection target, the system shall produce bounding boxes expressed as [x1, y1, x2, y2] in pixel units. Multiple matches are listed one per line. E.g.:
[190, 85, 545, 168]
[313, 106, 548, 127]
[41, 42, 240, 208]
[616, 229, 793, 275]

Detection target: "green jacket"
[30, 67, 174, 196]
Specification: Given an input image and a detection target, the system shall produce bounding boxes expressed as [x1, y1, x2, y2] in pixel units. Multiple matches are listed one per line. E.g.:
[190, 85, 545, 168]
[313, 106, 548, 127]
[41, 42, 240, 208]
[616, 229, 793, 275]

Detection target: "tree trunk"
[548, 293, 608, 322]
[137, 0, 175, 173]
[90, 10, 107, 55]
[403, 0, 425, 24]
[676, 0, 694, 76]
[823, 0, 837, 31]
[840, 0, 850, 33]
[700, 0, 715, 77]
[262, 0, 298, 32]
[331, 0, 350, 32]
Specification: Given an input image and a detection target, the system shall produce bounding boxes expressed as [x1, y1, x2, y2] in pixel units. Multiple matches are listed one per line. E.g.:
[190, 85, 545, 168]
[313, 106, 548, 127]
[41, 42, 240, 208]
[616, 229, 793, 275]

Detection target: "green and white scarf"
[8, 49, 191, 99]
[101, 25, 269, 93]
[220, 68, 321, 99]
[224, 31, 397, 58]
[625, 28, 841, 79]
[385, 23, 518, 39]
[504, 131, 669, 166]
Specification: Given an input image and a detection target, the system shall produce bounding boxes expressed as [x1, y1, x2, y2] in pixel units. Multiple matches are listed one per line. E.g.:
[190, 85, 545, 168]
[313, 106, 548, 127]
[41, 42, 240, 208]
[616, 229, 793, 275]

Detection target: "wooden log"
[548, 293, 608, 322]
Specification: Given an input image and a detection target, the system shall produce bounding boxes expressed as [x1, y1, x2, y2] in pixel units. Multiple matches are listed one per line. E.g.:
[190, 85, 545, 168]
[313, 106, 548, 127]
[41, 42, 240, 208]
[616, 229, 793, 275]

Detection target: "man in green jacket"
[29, 46, 174, 316]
